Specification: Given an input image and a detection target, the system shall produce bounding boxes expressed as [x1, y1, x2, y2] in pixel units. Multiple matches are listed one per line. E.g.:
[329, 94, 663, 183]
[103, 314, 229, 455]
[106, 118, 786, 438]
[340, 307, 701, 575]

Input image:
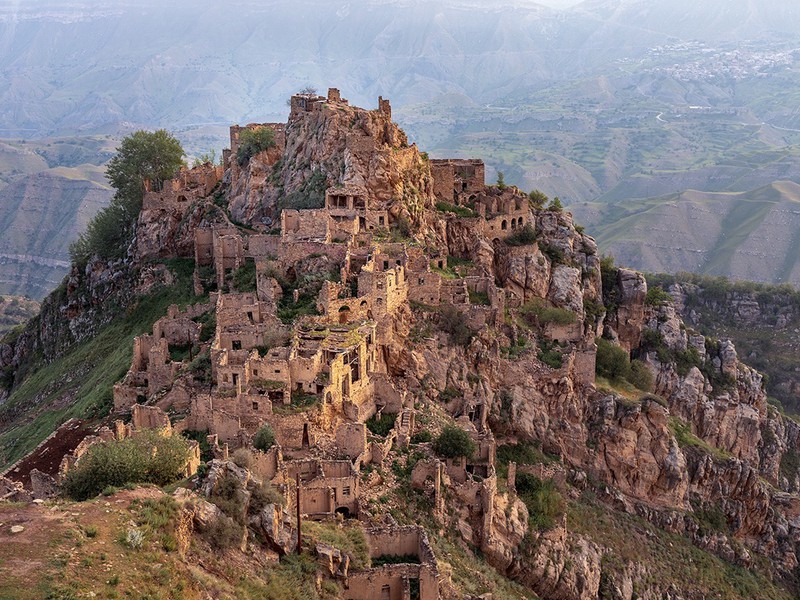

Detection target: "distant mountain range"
[2, 0, 800, 296]
[1, 0, 798, 137]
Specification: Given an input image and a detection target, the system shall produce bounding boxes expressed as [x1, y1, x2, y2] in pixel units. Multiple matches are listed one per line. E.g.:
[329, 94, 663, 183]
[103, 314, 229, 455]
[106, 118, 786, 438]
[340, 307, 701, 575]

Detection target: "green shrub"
[436, 201, 476, 218]
[538, 241, 564, 263]
[189, 353, 212, 384]
[674, 347, 702, 377]
[515, 473, 564, 530]
[433, 425, 476, 460]
[410, 430, 432, 444]
[253, 424, 276, 452]
[639, 328, 666, 353]
[203, 513, 243, 550]
[278, 170, 328, 211]
[236, 126, 276, 166]
[62, 431, 191, 500]
[209, 473, 248, 524]
[502, 335, 530, 360]
[496, 442, 554, 468]
[231, 260, 257, 292]
[197, 312, 216, 342]
[600, 255, 620, 314]
[437, 305, 475, 348]
[182, 429, 213, 462]
[628, 359, 654, 392]
[537, 339, 563, 369]
[468, 289, 490, 306]
[366, 412, 397, 437]
[645, 286, 672, 306]
[780, 448, 800, 481]
[595, 337, 630, 381]
[505, 224, 538, 246]
[520, 298, 577, 326]
[249, 480, 285, 512]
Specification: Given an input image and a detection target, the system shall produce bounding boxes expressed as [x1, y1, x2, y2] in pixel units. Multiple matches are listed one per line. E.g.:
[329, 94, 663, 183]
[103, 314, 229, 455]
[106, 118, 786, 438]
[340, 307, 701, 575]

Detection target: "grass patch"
[301, 521, 369, 570]
[272, 391, 319, 415]
[435, 201, 476, 218]
[365, 412, 397, 437]
[520, 298, 576, 326]
[468, 289, 490, 306]
[669, 417, 731, 460]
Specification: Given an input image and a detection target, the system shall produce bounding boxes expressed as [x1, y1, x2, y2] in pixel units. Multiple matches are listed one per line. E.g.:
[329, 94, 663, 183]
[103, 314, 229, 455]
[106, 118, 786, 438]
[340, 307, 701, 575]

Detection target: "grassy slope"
[0, 487, 335, 600]
[569, 492, 792, 600]
[0, 259, 199, 470]
[575, 182, 800, 284]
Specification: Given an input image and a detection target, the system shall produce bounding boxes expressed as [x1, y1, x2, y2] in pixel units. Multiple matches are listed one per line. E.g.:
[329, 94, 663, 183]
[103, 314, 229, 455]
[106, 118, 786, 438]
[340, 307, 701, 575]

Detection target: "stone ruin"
[3, 88, 607, 599]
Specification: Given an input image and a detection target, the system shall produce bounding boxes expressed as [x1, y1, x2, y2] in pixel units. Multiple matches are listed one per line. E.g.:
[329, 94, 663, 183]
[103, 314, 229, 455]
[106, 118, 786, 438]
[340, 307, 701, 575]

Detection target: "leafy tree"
[433, 425, 476, 460]
[237, 127, 277, 166]
[253, 424, 276, 452]
[528, 189, 549, 207]
[69, 130, 184, 267]
[496, 171, 506, 190]
[106, 129, 185, 199]
[193, 148, 218, 167]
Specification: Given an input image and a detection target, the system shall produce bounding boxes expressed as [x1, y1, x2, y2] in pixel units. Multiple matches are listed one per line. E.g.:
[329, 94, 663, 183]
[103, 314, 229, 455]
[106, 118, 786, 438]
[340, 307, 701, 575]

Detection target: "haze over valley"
[2, 0, 800, 296]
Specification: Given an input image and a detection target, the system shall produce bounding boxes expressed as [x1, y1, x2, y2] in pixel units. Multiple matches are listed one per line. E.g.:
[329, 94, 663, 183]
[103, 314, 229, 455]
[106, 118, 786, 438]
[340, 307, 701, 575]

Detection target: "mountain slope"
[570, 181, 800, 285]
[0, 168, 112, 298]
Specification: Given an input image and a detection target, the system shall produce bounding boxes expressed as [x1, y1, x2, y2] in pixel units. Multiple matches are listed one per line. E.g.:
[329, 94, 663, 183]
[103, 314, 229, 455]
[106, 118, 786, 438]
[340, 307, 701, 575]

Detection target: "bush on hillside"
[516, 473, 565, 530]
[595, 337, 631, 381]
[253, 424, 276, 452]
[505, 224, 538, 246]
[433, 425, 476, 460]
[628, 359, 655, 392]
[62, 431, 190, 501]
[520, 298, 577, 327]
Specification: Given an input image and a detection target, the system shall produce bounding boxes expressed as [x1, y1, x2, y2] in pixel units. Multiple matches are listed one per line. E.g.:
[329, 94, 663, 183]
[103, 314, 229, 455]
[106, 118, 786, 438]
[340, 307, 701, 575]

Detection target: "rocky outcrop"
[608, 268, 647, 352]
[515, 525, 602, 600]
[226, 98, 435, 228]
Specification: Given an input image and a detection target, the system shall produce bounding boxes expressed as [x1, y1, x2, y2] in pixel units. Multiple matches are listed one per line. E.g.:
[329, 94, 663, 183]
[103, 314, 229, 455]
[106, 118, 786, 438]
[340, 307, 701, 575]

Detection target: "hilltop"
[1, 89, 800, 599]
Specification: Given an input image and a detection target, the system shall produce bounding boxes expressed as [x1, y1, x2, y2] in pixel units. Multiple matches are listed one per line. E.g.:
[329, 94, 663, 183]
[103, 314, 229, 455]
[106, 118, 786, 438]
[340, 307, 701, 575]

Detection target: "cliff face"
[649, 272, 800, 414]
[0, 171, 112, 299]
[3, 90, 800, 600]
